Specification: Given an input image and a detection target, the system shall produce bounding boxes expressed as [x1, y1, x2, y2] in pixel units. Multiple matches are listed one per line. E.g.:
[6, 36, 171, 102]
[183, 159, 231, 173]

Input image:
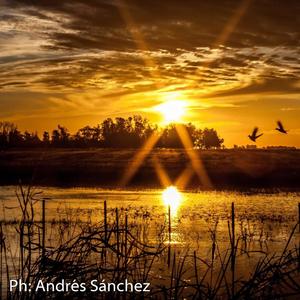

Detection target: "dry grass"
[0, 148, 300, 189]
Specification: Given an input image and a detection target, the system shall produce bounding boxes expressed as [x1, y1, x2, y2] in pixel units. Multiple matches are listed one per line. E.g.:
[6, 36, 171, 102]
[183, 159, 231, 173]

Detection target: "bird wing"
[256, 133, 263, 138]
[277, 120, 284, 130]
[252, 127, 258, 136]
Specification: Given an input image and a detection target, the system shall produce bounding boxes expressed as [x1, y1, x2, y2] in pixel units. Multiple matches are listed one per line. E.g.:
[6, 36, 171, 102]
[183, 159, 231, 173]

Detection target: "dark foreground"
[1, 185, 300, 299]
[0, 148, 300, 189]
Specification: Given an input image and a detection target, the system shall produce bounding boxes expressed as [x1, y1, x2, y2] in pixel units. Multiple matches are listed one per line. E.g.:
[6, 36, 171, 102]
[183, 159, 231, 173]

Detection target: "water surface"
[1, 186, 299, 248]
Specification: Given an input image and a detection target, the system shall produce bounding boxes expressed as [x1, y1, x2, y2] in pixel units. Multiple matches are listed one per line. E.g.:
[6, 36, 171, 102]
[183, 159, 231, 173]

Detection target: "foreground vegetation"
[0, 148, 300, 189]
[0, 185, 299, 299]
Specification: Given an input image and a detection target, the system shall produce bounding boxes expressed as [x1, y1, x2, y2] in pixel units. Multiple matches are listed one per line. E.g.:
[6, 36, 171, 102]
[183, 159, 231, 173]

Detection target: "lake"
[1, 186, 299, 248]
[1, 186, 300, 298]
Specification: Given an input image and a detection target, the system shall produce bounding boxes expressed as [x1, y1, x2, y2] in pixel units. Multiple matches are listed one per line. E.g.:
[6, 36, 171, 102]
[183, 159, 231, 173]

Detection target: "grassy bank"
[0, 148, 300, 189]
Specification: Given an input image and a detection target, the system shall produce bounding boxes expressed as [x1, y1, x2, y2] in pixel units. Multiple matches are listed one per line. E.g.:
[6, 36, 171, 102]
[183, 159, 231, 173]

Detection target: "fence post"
[167, 205, 171, 268]
[231, 202, 235, 299]
[125, 214, 128, 275]
[42, 199, 46, 258]
[168, 205, 171, 243]
[115, 208, 120, 279]
[104, 200, 107, 243]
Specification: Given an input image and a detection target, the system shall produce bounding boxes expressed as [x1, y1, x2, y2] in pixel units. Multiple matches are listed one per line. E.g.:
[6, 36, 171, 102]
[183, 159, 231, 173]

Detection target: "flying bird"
[248, 127, 263, 142]
[275, 120, 288, 134]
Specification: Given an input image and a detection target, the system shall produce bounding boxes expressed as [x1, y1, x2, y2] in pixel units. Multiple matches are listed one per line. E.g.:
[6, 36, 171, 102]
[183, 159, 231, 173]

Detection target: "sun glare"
[156, 100, 187, 124]
[162, 186, 182, 216]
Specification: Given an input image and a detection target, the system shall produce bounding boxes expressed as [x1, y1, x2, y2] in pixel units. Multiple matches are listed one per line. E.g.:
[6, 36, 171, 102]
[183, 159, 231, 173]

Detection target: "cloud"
[2, 0, 300, 52]
[209, 78, 300, 98]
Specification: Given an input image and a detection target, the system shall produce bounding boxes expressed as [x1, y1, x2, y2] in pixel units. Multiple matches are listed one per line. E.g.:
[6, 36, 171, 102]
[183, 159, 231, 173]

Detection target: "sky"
[0, 0, 299, 147]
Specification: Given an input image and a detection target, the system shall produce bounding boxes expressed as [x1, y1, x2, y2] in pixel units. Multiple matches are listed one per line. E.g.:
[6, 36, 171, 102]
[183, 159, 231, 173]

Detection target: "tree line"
[0, 116, 224, 149]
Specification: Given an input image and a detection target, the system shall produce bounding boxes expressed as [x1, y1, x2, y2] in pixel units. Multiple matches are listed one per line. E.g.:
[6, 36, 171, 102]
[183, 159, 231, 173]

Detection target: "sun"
[162, 186, 182, 216]
[155, 100, 187, 124]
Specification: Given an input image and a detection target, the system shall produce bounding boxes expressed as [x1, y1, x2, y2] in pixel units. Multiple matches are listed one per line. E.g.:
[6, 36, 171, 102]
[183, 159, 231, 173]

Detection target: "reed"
[231, 202, 235, 299]
[41, 199, 45, 258]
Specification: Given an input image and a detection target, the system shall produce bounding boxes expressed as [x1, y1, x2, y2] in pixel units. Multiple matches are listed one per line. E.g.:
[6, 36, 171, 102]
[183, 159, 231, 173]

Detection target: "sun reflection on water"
[162, 186, 182, 217]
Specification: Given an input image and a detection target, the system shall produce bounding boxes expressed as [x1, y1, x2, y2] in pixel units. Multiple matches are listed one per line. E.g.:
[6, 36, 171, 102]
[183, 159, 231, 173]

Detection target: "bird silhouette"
[248, 127, 263, 142]
[275, 120, 288, 134]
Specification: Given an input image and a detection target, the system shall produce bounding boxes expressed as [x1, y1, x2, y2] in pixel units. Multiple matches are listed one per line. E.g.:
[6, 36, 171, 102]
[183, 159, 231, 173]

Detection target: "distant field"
[0, 148, 300, 189]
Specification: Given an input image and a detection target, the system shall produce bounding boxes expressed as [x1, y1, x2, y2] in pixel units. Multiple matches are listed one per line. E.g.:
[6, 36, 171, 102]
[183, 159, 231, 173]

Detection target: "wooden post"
[231, 202, 235, 299]
[102, 200, 108, 265]
[125, 214, 128, 275]
[168, 205, 171, 244]
[104, 200, 107, 243]
[42, 199, 46, 258]
[116, 208, 119, 253]
[167, 205, 171, 268]
[194, 250, 199, 286]
[115, 208, 120, 279]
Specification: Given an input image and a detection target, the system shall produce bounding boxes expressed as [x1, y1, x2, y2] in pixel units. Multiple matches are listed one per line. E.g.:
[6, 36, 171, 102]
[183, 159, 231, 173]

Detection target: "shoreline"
[1, 184, 300, 194]
[0, 148, 300, 190]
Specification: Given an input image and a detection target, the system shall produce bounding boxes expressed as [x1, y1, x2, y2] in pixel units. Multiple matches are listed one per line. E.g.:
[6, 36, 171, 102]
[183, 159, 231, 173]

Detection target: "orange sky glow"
[0, 0, 299, 147]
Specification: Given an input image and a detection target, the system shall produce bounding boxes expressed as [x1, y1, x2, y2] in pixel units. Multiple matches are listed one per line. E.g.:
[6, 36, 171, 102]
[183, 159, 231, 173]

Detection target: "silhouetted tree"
[0, 122, 41, 148]
[0, 117, 225, 149]
[74, 125, 102, 147]
[51, 125, 71, 147]
[58, 125, 70, 146]
[158, 123, 202, 148]
[23, 131, 41, 147]
[0, 121, 13, 148]
[51, 129, 60, 146]
[101, 116, 154, 148]
[159, 124, 182, 148]
[43, 131, 50, 146]
[8, 127, 23, 147]
[200, 128, 224, 149]
[0, 122, 14, 147]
